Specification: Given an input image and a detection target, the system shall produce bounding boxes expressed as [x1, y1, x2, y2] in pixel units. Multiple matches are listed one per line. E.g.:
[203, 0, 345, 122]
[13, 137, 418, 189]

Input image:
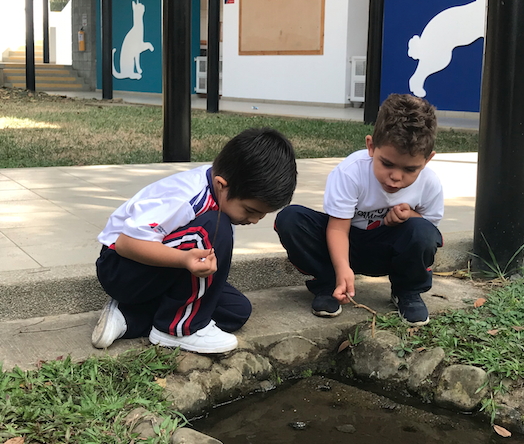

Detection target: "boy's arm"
[115, 233, 217, 278]
[326, 216, 354, 303]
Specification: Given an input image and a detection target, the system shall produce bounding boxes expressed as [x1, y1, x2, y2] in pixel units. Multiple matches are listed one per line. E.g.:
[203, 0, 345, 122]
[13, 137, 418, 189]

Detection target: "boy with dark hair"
[93, 127, 297, 353]
[275, 94, 443, 326]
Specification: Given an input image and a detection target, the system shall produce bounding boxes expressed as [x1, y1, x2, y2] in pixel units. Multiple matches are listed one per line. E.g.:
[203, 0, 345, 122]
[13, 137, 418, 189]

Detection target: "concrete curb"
[0, 232, 473, 322]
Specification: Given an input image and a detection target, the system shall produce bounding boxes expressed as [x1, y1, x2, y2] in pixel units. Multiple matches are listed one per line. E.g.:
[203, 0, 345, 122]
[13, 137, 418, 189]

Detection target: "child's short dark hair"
[372, 94, 437, 158]
[212, 127, 297, 210]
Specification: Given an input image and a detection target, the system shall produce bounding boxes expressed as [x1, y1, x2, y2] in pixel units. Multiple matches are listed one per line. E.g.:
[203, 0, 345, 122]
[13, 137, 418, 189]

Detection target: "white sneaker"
[149, 320, 238, 353]
[91, 298, 127, 349]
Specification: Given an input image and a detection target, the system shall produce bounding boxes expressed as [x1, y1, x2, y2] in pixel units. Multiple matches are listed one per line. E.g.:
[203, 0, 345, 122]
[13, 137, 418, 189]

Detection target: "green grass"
[376, 280, 524, 381]
[0, 347, 186, 443]
[0, 89, 479, 168]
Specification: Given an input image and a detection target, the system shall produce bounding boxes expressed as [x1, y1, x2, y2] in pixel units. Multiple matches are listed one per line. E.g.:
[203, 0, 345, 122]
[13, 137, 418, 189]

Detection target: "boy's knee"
[403, 218, 442, 248]
[275, 205, 306, 233]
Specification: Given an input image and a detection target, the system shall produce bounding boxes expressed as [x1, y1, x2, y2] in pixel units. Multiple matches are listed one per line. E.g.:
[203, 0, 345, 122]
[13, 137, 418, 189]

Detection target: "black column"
[25, 0, 36, 91]
[207, 0, 220, 113]
[363, 0, 384, 125]
[474, 0, 524, 270]
[163, 0, 192, 162]
[102, 0, 113, 100]
[43, 0, 49, 63]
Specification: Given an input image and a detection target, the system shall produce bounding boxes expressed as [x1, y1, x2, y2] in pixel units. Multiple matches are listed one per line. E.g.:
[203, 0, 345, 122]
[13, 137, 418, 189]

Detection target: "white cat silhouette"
[112, 0, 154, 80]
[407, 0, 486, 98]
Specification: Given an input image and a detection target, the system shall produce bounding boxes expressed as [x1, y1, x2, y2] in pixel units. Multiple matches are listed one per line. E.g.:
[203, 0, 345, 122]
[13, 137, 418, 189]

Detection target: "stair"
[1, 43, 89, 91]
[0, 63, 90, 91]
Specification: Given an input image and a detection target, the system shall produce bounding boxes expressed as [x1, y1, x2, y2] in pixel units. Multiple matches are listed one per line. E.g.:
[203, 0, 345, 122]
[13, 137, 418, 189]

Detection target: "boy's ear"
[365, 135, 375, 157]
[214, 175, 228, 190]
[425, 151, 436, 165]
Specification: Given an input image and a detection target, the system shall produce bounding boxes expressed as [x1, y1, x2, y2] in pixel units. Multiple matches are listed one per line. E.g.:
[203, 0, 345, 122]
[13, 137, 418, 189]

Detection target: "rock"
[176, 352, 213, 374]
[269, 336, 320, 366]
[165, 375, 208, 414]
[221, 351, 273, 379]
[259, 380, 276, 392]
[435, 365, 488, 411]
[407, 347, 445, 391]
[124, 407, 162, 439]
[288, 421, 308, 430]
[492, 405, 524, 435]
[171, 428, 223, 444]
[349, 330, 407, 381]
[336, 424, 356, 433]
[188, 364, 244, 403]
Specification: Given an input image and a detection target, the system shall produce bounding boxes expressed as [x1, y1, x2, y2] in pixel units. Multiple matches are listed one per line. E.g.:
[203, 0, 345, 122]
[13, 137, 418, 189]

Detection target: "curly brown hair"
[372, 94, 437, 158]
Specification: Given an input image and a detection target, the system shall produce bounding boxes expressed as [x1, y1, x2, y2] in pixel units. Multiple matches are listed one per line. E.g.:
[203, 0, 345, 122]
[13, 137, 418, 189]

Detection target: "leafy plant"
[301, 369, 313, 378]
[469, 232, 524, 281]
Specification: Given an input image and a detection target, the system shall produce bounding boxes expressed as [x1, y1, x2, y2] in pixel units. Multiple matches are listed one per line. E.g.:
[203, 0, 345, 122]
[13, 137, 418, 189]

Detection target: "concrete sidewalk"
[0, 93, 481, 371]
[0, 154, 476, 272]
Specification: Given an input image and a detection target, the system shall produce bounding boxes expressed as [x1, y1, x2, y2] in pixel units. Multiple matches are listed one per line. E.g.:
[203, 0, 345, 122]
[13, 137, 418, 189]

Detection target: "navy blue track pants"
[96, 211, 251, 338]
[274, 205, 443, 298]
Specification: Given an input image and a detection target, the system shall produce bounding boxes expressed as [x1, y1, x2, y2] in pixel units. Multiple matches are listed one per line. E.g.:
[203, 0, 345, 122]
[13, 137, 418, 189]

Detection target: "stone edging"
[127, 325, 523, 443]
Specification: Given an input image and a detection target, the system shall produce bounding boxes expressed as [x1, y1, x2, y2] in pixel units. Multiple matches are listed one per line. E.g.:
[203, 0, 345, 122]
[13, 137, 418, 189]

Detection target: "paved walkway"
[1, 154, 477, 272]
[0, 92, 478, 272]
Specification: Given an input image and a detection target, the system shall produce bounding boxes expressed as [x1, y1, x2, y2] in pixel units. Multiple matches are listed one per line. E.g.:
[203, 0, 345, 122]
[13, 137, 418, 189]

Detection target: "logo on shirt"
[355, 207, 389, 230]
[149, 223, 167, 235]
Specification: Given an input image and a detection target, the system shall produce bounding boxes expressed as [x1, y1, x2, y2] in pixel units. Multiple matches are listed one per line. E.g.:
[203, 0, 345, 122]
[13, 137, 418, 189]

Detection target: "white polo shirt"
[323, 150, 444, 230]
[98, 165, 219, 246]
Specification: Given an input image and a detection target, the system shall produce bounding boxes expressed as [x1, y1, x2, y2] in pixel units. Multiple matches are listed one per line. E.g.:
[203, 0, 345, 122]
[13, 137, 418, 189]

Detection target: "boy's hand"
[333, 267, 355, 304]
[384, 203, 412, 226]
[184, 248, 217, 278]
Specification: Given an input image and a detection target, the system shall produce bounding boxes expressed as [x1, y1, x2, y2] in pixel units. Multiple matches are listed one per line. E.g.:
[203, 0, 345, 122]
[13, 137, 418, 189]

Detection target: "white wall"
[0, 1, 35, 59]
[222, 0, 369, 106]
[0, 0, 71, 64]
[50, 1, 72, 65]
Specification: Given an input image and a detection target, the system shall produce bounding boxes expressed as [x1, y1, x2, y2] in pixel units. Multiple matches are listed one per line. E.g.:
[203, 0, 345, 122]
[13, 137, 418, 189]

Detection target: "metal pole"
[163, 0, 191, 162]
[473, 0, 524, 271]
[102, 0, 113, 100]
[207, 0, 220, 113]
[43, 0, 49, 63]
[363, 0, 384, 125]
[25, 0, 36, 91]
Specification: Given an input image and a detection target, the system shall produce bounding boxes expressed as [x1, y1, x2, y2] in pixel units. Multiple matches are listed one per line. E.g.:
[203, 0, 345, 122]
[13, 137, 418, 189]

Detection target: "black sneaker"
[391, 293, 429, 326]
[311, 293, 342, 317]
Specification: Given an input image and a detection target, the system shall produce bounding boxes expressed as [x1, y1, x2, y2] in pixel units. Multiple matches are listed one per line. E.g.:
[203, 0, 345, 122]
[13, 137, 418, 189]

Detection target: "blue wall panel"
[381, 0, 484, 112]
[97, 0, 200, 94]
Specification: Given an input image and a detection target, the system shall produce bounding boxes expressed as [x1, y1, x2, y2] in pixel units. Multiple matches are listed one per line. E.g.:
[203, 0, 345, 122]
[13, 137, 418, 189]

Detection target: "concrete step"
[0, 277, 487, 371]
[1, 63, 89, 91]
[5, 56, 44, 62]
[0, 234, 472, 324]
[9, 50, 44, 57]
[0, 63, 67, 69]
[5, 82, 85, 90]
[4, 69, 71, 75]
[7, 76, 78, 83]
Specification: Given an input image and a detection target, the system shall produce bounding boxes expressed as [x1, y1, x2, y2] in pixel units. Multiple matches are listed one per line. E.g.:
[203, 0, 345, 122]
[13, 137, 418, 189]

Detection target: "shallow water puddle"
[195, 376, 519, 444]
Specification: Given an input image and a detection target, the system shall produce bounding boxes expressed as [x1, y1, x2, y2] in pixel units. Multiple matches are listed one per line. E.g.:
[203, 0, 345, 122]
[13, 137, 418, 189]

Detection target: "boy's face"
[220, 196, 273, 225]
[366, 135, 435, 193]
[214, 176, 273, 225]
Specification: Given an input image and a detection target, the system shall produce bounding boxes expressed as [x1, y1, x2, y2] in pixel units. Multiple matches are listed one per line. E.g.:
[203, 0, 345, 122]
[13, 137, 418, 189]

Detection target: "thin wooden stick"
[347, 293, 377, 338]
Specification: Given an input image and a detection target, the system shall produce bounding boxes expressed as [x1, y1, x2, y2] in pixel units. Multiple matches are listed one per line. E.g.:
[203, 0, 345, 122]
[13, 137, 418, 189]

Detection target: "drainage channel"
[193, 375, 518, 444]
